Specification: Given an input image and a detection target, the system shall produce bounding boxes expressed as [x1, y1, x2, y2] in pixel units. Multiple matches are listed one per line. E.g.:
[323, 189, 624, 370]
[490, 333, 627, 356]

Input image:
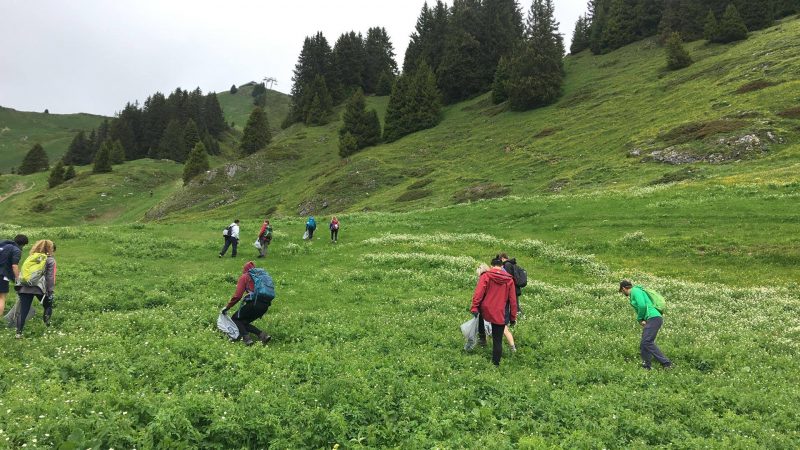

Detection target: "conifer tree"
[403, 1, 450, 74]
[375, 71, 395, 96]
[601, 0, 639, 51]
[230, 84, 238, 94]
[304, 75, 334, 125]
[505, 0, 564, 111]
[589, 0, 611, 53]
[48, 161, 65, 188]
[734, 0, 773, 31]
[570, 15, 591, 54]
[64, 165, 76, 181]
[480, 0, 525, 84]
[240, 107, 272, 155]
[338, 89, 382, 157]
[665, 32, 693, 70]
[383, 74, 413, 143]
[635, 0, 664, 38]
[332, 31, 366, 99]
[183, 141, 210, 185]
[19, 143, 50, 175]
[156, 119, 187, 162]
[110, 140, 126, 165]
[286, 32, 335, 126]
[704, 10, 720, 41]
[437, 0, 487, 103]
[109, 119, 136, 161]
[363, 27, 398, 94]
[184, 119, 201, 152]
[715, 4, 748, 43]
[491, 55, 511, 104]
[383, 62, 442, 142]
[204, 93, 228, 137]
[93, 142, 113, 173]
[63, 131, 92, 166]
[201, 131, 221, 156]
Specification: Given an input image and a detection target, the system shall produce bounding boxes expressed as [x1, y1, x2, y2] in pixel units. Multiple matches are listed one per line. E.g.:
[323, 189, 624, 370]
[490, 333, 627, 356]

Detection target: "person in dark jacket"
[0, 234, 28, 317]
[471, 256, 518, 366]
[15, 240, 56, 338]
[257, 218, 273, 258]
[222, 261, 272, 346]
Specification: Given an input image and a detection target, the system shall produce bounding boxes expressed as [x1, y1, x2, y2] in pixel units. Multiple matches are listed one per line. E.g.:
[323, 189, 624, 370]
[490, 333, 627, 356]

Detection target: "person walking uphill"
[0, 234, 28, 316]
[222, 261, 275, 346]
[257, 218, 273, 258]
[471, 256, 518, 366]
[620, 280, 672, 370]
[329, 216, 339, 243]
[15, 240, 57, 338]
[305, 216, 316, 240]
[219, 219, 240, 258]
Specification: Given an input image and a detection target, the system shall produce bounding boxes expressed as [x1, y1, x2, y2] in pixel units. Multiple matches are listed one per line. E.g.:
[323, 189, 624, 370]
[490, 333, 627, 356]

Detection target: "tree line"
[571, 0, 800, 55]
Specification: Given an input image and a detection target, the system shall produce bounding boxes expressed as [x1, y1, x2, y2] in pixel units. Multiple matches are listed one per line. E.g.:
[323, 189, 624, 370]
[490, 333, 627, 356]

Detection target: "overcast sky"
[0, 0, 586, 116]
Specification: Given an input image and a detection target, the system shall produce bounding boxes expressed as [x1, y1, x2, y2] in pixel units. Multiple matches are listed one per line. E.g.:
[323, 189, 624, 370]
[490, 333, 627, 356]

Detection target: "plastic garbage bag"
[461, 317, 479, 351]
[217, 310, 239, 340]
[5, 301, 35, 328]
[303, 230, 309, 240]
[253, 239, 262, 250]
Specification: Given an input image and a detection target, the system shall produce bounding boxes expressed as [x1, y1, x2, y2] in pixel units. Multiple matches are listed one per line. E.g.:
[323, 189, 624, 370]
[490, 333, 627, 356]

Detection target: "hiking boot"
[15, 333, 23, 339]
[242, 335, 255, 346]
[661, 363, 673, 370]
[641, 363, 652, 371]
[218, 254, 223, 258]
[258, 332, 272, 345]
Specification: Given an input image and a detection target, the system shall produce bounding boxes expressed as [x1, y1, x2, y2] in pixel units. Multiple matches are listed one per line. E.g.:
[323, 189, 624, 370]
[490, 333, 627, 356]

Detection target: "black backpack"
[510, 263, 528, 288]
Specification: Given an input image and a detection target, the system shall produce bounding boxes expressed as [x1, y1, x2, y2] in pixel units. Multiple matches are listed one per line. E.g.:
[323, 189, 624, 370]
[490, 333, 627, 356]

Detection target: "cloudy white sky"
[0, 0, 586, 116]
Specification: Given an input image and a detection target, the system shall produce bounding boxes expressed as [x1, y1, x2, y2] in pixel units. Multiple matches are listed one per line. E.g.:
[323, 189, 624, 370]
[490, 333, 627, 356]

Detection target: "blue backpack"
[306, 218, 316, 230]
[247, 268, 276, 303]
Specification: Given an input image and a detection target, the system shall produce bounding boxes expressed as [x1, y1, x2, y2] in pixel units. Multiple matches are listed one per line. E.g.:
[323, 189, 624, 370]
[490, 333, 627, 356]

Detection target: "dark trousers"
[330, 229, 338, 241]
[641, 316, 671, 368]
[232, 299, 270, 337]
[477, 313, 507, 366]
[307, 228, 315, 239]
[16, 292, 42, 334]
[220, 236, 238, 257]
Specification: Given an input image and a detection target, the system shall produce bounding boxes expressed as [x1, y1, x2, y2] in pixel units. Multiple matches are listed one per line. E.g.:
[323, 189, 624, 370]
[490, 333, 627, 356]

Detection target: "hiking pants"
[258, 237, 270, 257]
[477, 313, 507, 366]
[641, 316, 671, 368]
[330, 229, 338, 241]
[232, 299, 270, 337]
[16, 292, 41, 334]
[307, 228, 315, 239]
[220, 236, 238, 257]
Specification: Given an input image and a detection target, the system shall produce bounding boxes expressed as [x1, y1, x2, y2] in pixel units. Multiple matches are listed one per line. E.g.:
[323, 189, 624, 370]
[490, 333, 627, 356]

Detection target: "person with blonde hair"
[14, 239, 57, 338]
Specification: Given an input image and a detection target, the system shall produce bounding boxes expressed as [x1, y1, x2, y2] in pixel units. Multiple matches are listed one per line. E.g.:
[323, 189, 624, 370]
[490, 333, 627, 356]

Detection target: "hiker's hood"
[484, 268, 513, 285]
[506, 258, 517, 265]
[242, 261, 256, 274]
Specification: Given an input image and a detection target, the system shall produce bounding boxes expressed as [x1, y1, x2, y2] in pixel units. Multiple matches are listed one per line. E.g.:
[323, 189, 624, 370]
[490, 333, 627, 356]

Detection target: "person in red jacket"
[471, 255, 518, 366]
[222, 261, 272, 346]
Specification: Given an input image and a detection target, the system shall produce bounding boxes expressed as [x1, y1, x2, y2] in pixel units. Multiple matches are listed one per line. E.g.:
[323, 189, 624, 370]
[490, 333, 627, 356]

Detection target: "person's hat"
[619, 280, 633, 292]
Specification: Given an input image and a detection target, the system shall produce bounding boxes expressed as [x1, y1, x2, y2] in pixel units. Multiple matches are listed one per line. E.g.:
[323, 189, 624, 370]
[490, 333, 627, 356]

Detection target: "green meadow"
[0, 15, 799, 449]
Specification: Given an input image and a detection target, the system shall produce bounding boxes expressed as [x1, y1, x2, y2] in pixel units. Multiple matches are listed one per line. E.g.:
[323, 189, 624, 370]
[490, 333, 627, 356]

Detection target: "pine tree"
[480, 0, 525, 86]
[665, 32, 693, 70]
[109, 119, 136, 161]
[403, 1, 450, 74]
[601, 0, 639, 51]
[19, 143, 50, 175]
[64, 165, 76, 181]
[230, 84, 238, 94]
[205, 92, 228, 137]
[304, 75, 333, 125]
[143, 92, 169, 154]
[286, 32, 335, 126]
[48, 160, 65, 188]
[704, 9, 719, 41]
[332, 31, 366, 99]
[715, 4, 748, 43]
[505, 0, 564, 111]
[183, 142, 210, 185]
[156, 119, 187, 162]
[63, 131, 92, 166]
[635, 0, 664, 38]
[491, 55, 511, 104]
[589, 0, 611, 53]
[570, 15, 591, 54]
[201, 131, 221, 156]
[383, 74, 413, 142]
[338, 89, 382, 157]
[363, 27, 398, 94]
[93, 142, 113, 173]
[184, 119, 201, 152]
[240, 107, 272, 155]
[339, 132, 359, 157]
[110, 139, 126, 164]
[734, 0, 773, 31]
[375, 71, 395, 96]
[384, 62, 442, 142]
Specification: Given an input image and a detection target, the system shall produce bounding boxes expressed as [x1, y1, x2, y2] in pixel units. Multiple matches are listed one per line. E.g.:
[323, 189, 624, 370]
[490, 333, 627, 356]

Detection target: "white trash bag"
[253, 239, 262, 250]
[302, 230, 309, 240]
[217, 310, 239, 340]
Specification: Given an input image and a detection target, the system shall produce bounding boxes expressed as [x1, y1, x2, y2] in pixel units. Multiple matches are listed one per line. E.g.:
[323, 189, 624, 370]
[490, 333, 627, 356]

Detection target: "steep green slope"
[153, 16, 800, 220]
[0, 107, 107, 172]
[216, 84, 290, 134]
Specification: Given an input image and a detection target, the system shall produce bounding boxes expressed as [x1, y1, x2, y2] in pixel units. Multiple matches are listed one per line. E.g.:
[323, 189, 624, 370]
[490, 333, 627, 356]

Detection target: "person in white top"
[219, 219, 240, 258]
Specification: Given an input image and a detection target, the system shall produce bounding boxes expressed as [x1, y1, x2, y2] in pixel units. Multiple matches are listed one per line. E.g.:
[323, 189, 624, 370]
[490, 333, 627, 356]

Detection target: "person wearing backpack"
[329, 216, 340, 243]
[219, 219, 240, 258]
[14, 240, 57, 338]
[478, 262, 517, 353]
[305, 216, 317, 240]
[257, 218, 273, 258]
[619, 280, 672, 370]
[0, 234, 29, 317]
[222, 261, 274, 346]
[471, 256, 518, 366]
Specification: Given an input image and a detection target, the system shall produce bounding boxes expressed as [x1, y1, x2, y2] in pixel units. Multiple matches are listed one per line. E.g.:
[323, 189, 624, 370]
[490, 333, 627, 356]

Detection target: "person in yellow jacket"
[620, 280, 672, 370]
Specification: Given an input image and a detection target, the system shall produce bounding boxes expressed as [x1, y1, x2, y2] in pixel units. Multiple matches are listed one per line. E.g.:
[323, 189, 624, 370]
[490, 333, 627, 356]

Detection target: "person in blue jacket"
[305, 216, 317, 240]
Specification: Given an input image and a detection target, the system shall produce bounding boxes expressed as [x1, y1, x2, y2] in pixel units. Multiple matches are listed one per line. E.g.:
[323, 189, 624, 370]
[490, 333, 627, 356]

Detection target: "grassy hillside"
[216, 84, 290, 134]
[152, 16, 800, 221]
[0, 107, 107, 173]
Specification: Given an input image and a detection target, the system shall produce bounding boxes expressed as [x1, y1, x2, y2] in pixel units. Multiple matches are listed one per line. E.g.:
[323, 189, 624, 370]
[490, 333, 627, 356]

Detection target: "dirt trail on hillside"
[0, 182, 35, 203]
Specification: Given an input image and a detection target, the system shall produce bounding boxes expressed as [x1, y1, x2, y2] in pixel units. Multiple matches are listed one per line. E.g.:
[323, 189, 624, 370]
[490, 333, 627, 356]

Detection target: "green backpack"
[643, 287, 666, 314]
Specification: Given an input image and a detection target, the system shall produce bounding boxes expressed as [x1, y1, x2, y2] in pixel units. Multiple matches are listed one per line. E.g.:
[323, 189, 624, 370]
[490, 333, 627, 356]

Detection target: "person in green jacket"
[620, 280, 672, 370]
